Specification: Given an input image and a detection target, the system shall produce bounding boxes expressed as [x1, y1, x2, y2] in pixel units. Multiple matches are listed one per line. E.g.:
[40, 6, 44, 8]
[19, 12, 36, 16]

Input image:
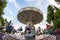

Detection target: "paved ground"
[2, 34, 56, 40]
[0, 33, 2, 40]
[55, 35, 60, 40]
[0, 33, 4, 40]
[0, 32, 60, 40]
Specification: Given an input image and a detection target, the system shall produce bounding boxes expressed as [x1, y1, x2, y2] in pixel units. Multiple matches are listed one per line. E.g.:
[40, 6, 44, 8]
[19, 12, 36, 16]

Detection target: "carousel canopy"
[17, 7, 43, 25]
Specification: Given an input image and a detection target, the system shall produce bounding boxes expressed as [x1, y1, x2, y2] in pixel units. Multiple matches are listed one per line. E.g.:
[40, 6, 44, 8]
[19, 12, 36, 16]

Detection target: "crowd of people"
[3, 21, 16, 33]
[0, 21, 57, 40]
[24, 24, 35, 37]
[0, 20, 55, 35]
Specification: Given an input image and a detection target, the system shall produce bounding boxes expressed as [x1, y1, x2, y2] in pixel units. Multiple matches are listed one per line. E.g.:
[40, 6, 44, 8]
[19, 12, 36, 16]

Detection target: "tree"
[0, 16, 4, 26]
[54, 9, 60, 20]
[47, 5, 60, 30]
[54, 18, 60, 29]
[0, 0, 7, 16]
[46, 5, 54, 24]
[53, 9, 60, 29]
[0, 0, 7, 26]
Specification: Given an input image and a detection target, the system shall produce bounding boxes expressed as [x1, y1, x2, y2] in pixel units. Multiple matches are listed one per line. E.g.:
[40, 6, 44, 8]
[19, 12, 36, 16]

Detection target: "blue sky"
[3, 0, 59, 30]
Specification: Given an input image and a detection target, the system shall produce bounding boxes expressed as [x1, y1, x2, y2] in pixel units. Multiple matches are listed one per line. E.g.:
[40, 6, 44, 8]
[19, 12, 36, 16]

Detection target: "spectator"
[37, 27, 41, 33]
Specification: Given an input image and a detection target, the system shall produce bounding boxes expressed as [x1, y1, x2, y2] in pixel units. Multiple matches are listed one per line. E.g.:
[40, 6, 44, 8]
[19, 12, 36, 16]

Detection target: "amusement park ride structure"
[17, 7, 43, 37]
[17, 7, 43, 25]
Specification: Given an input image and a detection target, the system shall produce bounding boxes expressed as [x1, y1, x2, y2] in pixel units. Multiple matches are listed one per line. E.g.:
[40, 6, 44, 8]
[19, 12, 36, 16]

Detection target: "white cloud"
[3, 7, 14, 22]
[24, 0, 42, 7]
[34, 0, 42, 7]
[24, 0, 34, 2]
[4, 7, 14, 15]
[8, 0, 20, 9]
[8, 10, 13, 15]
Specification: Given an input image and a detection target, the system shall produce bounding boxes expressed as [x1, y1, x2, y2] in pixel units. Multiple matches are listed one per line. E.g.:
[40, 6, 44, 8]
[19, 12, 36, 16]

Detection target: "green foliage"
[53, 18, 60, 29]
[46, 5, 54, 24]
[47, 14, 52, 24]
[48, 5, 54, 13]
[54, 10, 60, 20]
[0, 16, 4, 26]
[53, 9, 60, 29]
[0, 0, 7, 26]
[47, 5, 60, 30]
[0, 0, 7, 15]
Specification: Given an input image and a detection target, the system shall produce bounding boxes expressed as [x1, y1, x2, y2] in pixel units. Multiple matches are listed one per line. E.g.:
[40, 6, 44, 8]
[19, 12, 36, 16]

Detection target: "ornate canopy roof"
[17, 7, 43, 25]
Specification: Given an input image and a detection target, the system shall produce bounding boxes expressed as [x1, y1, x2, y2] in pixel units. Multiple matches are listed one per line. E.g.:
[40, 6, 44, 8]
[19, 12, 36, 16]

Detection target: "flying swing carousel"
[1, 7, 56, 40]
[17, 7, 43, 37]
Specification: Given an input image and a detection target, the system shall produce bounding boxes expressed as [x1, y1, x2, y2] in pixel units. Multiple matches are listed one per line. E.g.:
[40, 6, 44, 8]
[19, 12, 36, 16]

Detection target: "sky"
[3, 0, 60, 30]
